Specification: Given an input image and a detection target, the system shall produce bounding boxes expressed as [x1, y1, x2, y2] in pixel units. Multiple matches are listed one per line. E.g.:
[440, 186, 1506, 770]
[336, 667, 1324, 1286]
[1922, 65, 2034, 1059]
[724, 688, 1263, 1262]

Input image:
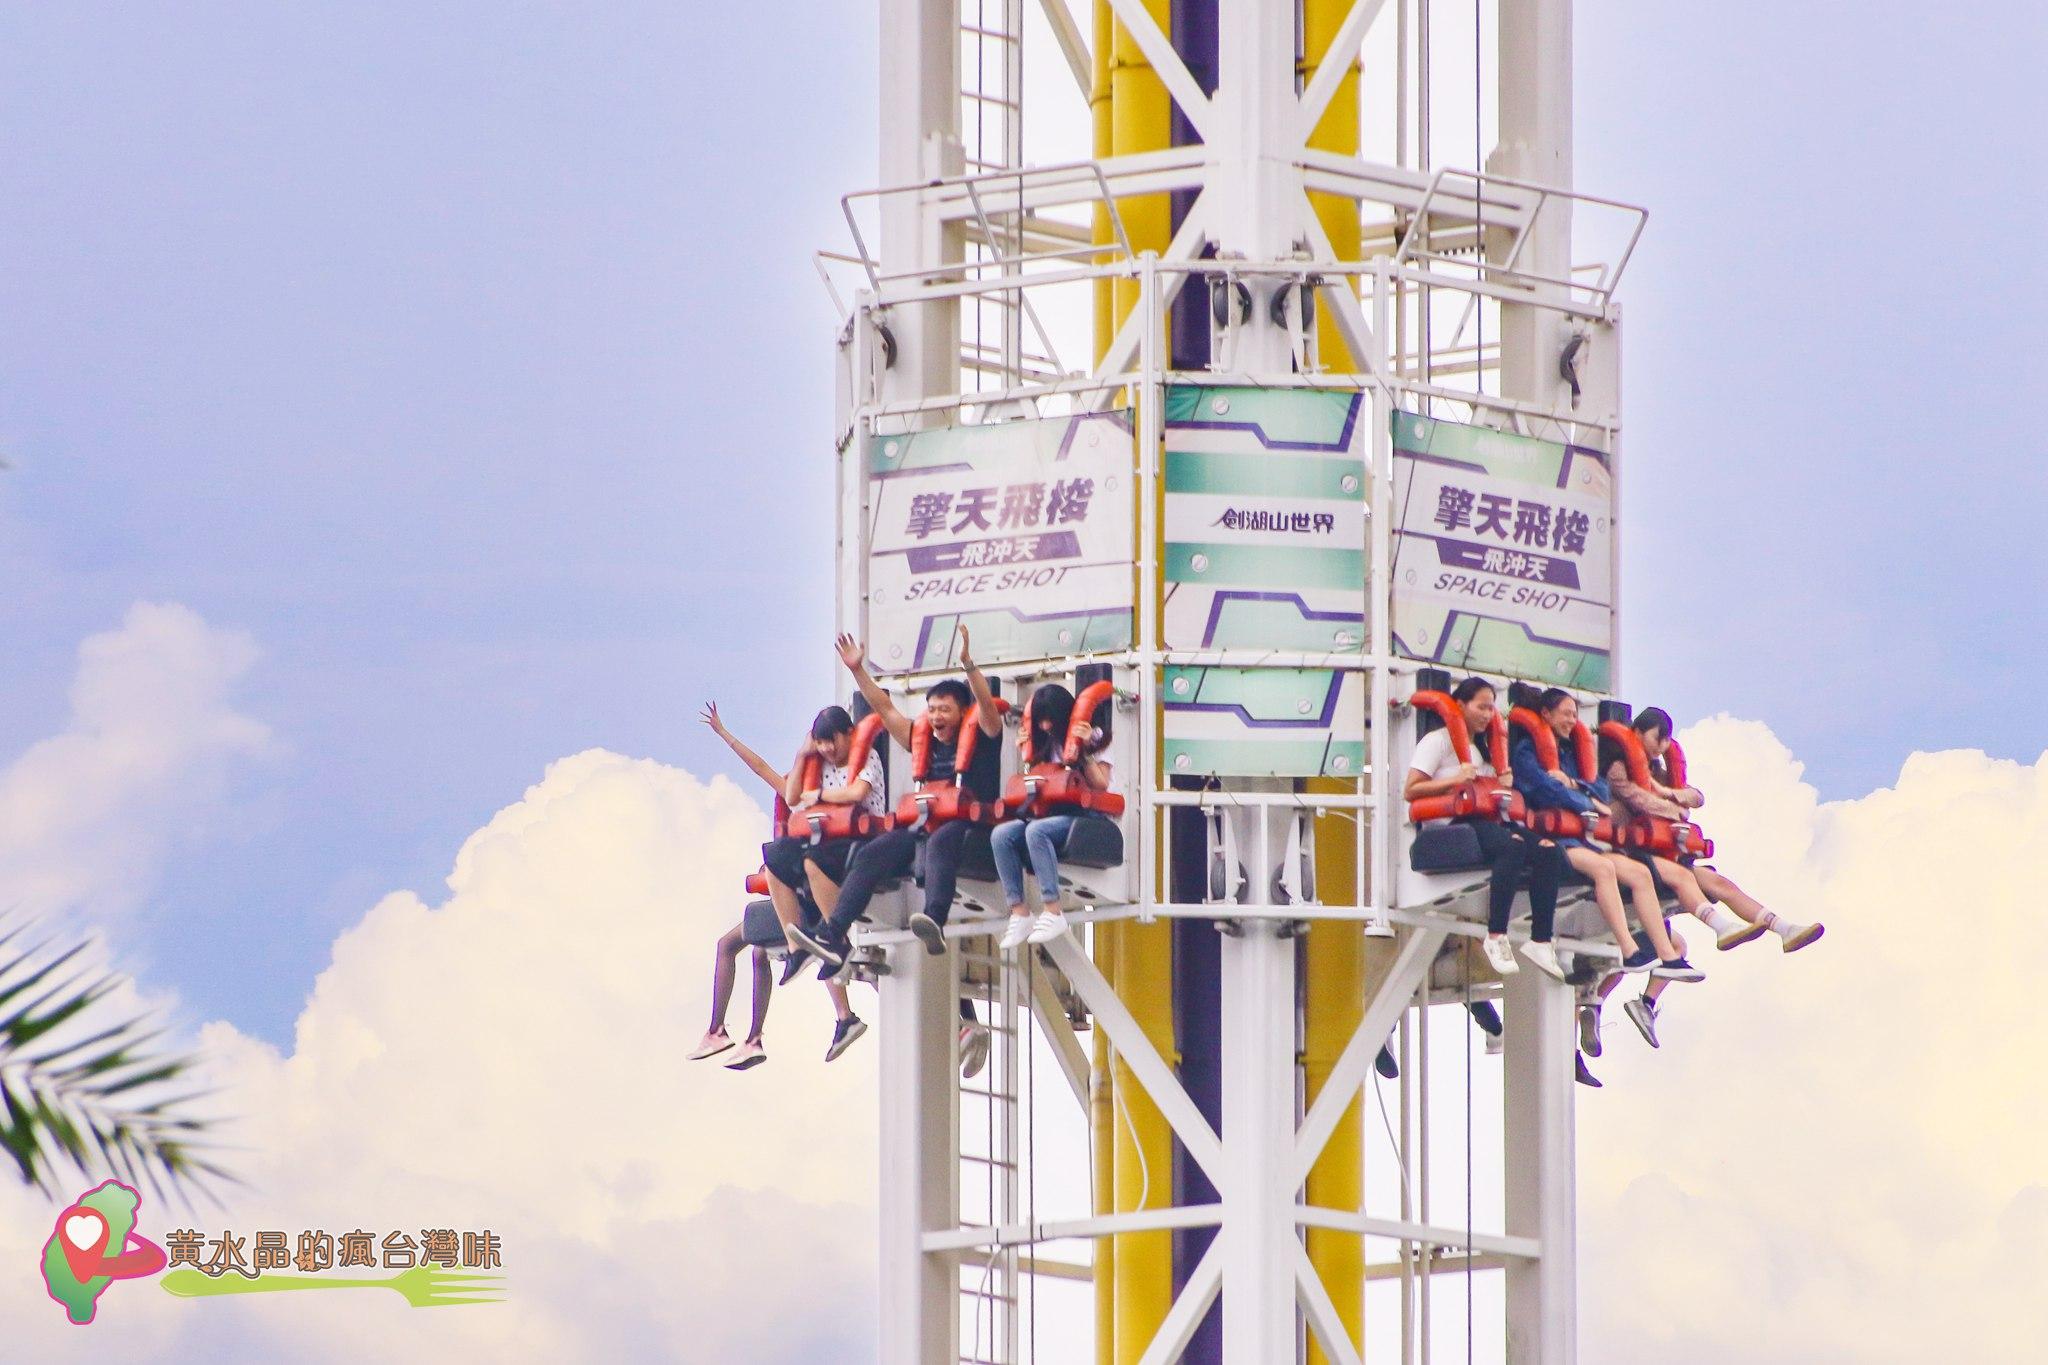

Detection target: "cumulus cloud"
[1, 671, 2036, 1363]
[1580, 717, 2048, 1363]
[0, 749, 879, 1364]
[0, 601, 271, 919]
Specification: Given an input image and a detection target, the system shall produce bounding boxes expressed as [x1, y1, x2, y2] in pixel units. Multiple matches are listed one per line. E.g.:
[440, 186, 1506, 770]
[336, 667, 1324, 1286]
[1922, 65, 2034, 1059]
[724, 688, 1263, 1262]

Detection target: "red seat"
[1002, 681, 1126, 817]
[1510, 707, 1614, 844]
[1405, 691, 1526, 825]
[785, 713, 895, 844]
[894, 699, 1010, 831]
[1600, 722, 1715, 859]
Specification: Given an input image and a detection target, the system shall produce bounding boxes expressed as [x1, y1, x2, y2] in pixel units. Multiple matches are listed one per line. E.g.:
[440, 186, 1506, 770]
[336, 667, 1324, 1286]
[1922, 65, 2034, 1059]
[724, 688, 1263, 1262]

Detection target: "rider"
[791, 627, 1004, 974]
[1628, 707, 1822, 954]
[759, 703, 885, 1060]
[1510, 687, 1704, 983]
[1404, 676, 1566, 980]
[992, 682, 1114, 950]
[692, 702, 866, 1068]
[1589, 706, 1822, 1050]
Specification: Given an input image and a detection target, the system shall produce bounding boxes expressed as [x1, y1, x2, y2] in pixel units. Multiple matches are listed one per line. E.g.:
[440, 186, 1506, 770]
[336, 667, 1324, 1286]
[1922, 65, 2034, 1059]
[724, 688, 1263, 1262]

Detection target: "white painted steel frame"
[850, 1, 1604, 1360]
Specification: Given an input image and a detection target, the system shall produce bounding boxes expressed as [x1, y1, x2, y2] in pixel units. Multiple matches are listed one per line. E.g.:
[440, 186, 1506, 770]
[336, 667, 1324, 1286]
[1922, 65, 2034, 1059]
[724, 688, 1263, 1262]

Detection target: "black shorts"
[802, 836, 859, 885]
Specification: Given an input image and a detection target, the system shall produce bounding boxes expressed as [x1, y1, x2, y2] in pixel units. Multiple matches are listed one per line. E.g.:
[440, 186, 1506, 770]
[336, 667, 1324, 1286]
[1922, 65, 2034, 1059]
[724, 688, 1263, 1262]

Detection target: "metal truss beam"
[1291, 921, 1449, 1187]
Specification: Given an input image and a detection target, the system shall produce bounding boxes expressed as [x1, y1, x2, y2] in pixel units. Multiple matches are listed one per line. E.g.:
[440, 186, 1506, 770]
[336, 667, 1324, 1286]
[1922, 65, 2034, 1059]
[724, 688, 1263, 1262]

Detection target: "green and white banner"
[863, 411, 1134, 674]
[1161, 386, 1367, 777]
[1162, 665, 1367, 779]
[1161, 385, 1367, 653]
[1390, 412, 1614, 690]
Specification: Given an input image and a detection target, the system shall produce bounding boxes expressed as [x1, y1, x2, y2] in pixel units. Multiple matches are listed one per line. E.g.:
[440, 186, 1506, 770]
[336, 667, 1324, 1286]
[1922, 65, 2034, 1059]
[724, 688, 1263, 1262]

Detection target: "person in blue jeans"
[993, 682, 1114, 950]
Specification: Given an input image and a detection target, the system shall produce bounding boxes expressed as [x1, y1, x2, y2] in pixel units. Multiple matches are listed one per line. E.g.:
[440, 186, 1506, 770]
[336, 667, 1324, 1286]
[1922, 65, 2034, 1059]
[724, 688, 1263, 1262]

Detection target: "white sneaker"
[1482, 934, 1519, 975]
[1780, 922, 1825, 953]
[722, 1039, 767, 1070]
[999, 915, 1034, 950]
[1519, 940, 1566, 981]
[1025, 909, 1069, 945]
[958, 1022, 992, 1079]
[687, 1030, 734, 1062]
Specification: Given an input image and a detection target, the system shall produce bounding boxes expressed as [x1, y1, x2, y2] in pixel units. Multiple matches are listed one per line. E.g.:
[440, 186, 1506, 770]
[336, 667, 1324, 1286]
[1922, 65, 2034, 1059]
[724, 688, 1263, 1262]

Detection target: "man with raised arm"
[789, 627, 1004, 976]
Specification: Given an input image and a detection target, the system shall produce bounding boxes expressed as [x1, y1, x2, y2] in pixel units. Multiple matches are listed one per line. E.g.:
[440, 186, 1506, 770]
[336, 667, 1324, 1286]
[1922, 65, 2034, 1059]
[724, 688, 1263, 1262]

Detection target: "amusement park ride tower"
[823, 1, 1643, 1360]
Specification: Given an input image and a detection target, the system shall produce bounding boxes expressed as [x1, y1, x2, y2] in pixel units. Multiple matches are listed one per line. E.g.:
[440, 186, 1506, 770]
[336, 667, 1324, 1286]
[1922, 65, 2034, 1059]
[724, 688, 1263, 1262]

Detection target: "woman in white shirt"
[1405, 676, 1566, 980]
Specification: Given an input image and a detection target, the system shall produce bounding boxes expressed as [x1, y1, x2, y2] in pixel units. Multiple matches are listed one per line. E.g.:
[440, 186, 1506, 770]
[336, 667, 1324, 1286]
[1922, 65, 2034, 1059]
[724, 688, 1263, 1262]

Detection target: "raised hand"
[699, 701, 727, 737]
[835, 633, 866, 672]
[955, 623, 973, 669]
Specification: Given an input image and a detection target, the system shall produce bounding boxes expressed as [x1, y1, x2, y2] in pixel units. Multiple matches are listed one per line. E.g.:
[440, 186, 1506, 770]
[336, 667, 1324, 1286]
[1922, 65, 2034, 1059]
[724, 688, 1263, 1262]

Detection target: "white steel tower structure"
[823, 1, 1644, 1360]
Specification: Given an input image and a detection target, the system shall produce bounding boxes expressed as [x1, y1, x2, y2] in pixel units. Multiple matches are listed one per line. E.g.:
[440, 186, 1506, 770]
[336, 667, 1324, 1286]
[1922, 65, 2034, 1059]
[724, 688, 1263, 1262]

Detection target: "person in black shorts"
[761, 704, 887, 1069]
[791, 627, 1004, 977]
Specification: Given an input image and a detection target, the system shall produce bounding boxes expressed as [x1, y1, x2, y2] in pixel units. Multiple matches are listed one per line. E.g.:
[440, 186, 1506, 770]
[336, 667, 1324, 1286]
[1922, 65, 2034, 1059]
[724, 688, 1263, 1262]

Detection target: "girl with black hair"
[1623, 709, 1822, 954]
[1510, 688, 1704, 983]
[1404, 677, 1566, 980]
[992, 682, 1114, 949]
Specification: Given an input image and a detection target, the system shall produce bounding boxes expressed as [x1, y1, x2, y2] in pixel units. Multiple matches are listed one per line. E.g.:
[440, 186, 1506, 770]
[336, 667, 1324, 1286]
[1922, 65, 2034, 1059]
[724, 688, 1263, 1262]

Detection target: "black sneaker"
[1650, 956, 1704, 983]
[908, 912, 946, 955]
[819, 929, 858, 981]
[1619, 947, 1657, 974]
[1578, 1003, 1603, 1058]
[1624, 996, 1660, 1048]
[1467, 1001, 1504, 1038]
[825, 1014, 868, 1062]
[778, 949, 812, 985]
[1374, 1044, 1399, 1080]
[788, 923, 845, 967]
[1574, 1053, 1603, 1088]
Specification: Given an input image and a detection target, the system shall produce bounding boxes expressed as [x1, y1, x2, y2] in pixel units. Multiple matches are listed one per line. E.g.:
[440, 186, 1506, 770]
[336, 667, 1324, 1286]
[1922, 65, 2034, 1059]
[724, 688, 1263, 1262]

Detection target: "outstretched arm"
[835, 634, 913, 748]
[700, 703, 783, 795]
[956, 626, 1003, 738]
[784, 738, 817, 809]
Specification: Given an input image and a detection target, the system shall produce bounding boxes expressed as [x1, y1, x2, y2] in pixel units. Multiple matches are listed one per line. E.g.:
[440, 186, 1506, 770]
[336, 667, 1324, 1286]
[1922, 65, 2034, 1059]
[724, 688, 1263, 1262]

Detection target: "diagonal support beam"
[1087, 190, 1211, 398]
[1102, 0, 1216, 143]
[1037, 0, 1093, 100]
[1296, 195, 1389, 385]
[1136, 1229, 1226, 1365]
[1290, 921, 1448, 1187]
[1044, 933, 1227, 1191]
[1026, 959, 1091, 1113]
[1297, 0, 1392, 145]
[1294, 1238, 1367, 1365]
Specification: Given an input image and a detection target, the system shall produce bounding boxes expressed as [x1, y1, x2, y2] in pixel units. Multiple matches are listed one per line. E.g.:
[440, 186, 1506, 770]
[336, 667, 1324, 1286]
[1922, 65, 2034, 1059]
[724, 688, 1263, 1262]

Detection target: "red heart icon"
[55, 1205, 109, 1283]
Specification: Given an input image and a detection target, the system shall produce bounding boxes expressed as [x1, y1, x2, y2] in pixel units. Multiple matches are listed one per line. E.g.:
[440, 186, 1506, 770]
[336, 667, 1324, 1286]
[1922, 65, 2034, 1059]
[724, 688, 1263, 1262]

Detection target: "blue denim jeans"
[991, 814, 1077, 907]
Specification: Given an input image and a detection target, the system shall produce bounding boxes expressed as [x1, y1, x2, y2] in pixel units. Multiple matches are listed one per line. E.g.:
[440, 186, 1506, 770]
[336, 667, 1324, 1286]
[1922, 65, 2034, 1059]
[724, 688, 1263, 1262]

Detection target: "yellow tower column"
[1097, 4, 1177, 1361]
[1302, 0, 1364, 373]
[1302, 3, 1368, 1358]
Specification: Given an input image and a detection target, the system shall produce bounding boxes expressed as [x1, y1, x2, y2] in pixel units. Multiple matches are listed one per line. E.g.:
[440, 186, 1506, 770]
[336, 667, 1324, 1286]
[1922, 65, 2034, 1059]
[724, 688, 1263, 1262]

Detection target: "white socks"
[1697, 903, 1744, 935]
[1762, 911, 1798, 937]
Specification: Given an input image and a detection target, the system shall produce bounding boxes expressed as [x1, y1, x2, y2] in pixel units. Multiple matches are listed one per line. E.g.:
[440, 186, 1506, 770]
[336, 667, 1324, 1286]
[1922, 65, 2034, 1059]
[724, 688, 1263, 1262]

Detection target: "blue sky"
[2, 2, 2040, 1046]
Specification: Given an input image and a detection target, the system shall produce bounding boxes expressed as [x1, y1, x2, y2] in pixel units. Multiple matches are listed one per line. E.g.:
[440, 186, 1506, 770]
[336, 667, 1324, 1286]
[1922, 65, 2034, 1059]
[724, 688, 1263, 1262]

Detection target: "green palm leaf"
[0, 909, 234, 1208]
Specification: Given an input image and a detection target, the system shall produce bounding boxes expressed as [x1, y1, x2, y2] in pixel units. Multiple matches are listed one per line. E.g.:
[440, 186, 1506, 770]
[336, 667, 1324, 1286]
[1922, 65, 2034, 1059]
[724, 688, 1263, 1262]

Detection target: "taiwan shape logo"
[39, 1180, 168, 1324]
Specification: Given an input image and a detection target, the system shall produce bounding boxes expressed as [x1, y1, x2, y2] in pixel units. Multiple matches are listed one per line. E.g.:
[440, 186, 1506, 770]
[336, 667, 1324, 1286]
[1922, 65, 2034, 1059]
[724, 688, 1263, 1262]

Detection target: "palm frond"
[0, 909, 235, 1209]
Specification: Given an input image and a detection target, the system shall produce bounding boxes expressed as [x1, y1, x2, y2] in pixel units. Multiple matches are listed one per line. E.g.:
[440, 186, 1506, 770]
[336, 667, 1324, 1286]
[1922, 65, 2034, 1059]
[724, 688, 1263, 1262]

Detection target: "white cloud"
[0, 748, 879, 1364]
[0, 601, 270, 920]
[1580, 717, 2048, 1363]
[2, 677, 2039, 1362]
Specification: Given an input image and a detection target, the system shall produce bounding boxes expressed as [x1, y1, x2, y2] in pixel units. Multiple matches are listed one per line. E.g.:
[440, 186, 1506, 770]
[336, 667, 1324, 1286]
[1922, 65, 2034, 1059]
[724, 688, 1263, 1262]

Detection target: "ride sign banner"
[1390, 412, 1614, 690]
[863, 410, 1134, 673]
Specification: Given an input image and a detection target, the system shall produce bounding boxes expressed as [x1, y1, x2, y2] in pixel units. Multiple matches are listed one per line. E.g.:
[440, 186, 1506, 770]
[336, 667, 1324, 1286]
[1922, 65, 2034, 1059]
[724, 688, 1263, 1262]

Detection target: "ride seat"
[1057, 812, 1124, 870]
[1408, 823, 1488, 874]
